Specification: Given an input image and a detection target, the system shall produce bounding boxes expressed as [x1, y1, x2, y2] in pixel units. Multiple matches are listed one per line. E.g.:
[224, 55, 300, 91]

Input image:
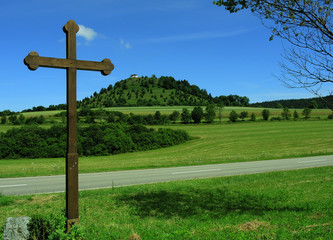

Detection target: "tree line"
[250, 95, 333, 110]
[0, 123, 190, 159]
[76, 105, 218, 125]
[227, 107, 333, 123]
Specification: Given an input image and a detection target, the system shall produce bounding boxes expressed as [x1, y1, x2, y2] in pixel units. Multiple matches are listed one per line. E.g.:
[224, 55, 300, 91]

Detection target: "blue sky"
[0, 0, 326, 111]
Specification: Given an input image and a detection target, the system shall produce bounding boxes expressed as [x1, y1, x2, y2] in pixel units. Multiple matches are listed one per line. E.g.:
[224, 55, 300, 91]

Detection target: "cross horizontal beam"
[24, 51, 114, 76]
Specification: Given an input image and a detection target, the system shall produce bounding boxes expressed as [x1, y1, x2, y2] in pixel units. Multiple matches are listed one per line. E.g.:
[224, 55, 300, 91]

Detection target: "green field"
[1, 166, 332, 239]
[1, 120, 332, 178]
[15, 105, 333, 117]
[1, 107, 333, 239]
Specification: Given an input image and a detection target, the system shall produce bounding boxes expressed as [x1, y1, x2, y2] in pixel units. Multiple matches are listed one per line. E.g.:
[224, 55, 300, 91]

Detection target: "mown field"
[0, 119, 332, 178]
[1, 166, 332, 239]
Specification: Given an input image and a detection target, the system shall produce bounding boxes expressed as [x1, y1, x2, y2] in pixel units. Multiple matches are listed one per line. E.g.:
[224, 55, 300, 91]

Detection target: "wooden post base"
[66, 218, 79, 232]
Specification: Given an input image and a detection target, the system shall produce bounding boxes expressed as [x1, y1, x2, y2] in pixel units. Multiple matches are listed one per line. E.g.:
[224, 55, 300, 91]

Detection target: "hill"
[19, 75, 249, 113]
[76, 75, 250, 108]
[250, 95, 333, 110]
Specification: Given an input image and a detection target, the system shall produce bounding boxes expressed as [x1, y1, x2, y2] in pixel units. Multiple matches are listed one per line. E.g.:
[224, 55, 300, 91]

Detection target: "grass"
[1, 166, 332, 239]
[0, 120, 332, 178]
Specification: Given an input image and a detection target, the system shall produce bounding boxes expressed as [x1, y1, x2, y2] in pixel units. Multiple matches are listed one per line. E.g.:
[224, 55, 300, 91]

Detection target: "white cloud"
[120, 38, 131, 49]
[77, 24, 98, 42]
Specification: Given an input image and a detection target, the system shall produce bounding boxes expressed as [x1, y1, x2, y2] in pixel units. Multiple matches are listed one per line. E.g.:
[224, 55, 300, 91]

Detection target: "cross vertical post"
[64, 20, 79, 230]
[24, 20, 114, 232]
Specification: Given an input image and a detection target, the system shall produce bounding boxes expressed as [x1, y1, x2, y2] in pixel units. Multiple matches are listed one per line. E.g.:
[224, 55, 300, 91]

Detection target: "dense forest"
[20, 75, 249, 112]
[250, 95, 333, 110]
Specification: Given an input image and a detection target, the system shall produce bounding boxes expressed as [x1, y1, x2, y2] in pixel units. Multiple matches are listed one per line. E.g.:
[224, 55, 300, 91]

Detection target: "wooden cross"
[24, 20, 114, 231]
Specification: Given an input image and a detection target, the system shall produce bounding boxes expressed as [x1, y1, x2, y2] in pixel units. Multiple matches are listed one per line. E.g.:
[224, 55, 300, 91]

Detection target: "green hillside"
[77, 75, 249, 109]
[19, 75, 249, 112]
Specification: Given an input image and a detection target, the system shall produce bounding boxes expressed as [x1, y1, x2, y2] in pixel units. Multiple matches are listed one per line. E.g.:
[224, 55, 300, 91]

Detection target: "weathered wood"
[24, 19, 114, 232]
[24, 53, 114, 74]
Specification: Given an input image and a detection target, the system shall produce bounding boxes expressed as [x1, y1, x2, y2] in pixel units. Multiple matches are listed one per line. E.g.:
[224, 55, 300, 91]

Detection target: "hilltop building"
[130, 74, 138, 78]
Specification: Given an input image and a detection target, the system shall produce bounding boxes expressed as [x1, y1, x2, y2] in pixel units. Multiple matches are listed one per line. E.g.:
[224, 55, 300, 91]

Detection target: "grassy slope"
[1, 120, 332, 178]
[1, 166, 332, 239]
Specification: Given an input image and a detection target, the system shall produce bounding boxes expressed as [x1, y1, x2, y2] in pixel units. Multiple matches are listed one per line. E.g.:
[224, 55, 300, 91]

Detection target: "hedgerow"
[0, 124, 190, 159]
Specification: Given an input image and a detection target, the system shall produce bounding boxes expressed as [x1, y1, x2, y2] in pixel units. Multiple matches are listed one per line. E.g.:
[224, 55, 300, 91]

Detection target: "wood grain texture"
[24, 19, 114, 231]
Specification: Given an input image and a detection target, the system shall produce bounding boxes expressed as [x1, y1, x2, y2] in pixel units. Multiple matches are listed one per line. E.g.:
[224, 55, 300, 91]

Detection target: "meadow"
[17, 106, 333, 118]
[0, 166, 332, 239]
[0, 119, 332, 178]
[1, 106, 333, 239]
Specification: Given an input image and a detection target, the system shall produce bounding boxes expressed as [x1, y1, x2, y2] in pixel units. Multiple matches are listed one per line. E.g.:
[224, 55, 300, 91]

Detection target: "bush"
[262, 109, 270, 121]
[191, 106, 204, 124]
[250, 113, 256, 121]
[302, 108, 312, 119]
[281, 108, 291, 120]
[28, 211, 85, 240]
[239, 111, 248, 121]
[229, 110, 238, 122]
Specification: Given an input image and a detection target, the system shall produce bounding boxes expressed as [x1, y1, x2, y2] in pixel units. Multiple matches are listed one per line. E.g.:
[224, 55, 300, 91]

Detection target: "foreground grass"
[1, 166, 332, 239]
[1, 120, 333, 178]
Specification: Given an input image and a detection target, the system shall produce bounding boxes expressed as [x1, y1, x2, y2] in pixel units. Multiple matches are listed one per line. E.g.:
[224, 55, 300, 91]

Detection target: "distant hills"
[250, 95, 333, 110]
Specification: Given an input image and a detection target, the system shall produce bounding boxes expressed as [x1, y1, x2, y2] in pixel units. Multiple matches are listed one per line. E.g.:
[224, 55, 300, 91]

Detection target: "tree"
[1, 114, 7, 124]
[154, 111, 162, 121]
[191, 106, 204, 124]
[8, 114, 17, 124]
[205, 104, 216, 123]
[214, 0, 333, 96]
[293, 110, 299, 120]
[262, 109, 270, 121]
[169, 111, 180, 124]
[18, 114, 25, 124]
[181, 108, 191, 124]
[217, 103, 224, 123]
[302, 107, 312, 119]
[276, 103, 283, 109]
[250, 112, 256, 121]
[229, 110, 239, 122]
[308, 100, 318, 109]
[239, 111, 248, 121]
[281, 107, 291, 120]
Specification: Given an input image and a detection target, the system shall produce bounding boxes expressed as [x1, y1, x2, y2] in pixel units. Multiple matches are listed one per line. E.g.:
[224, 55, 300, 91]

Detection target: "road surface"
[1, 155, 332, 196]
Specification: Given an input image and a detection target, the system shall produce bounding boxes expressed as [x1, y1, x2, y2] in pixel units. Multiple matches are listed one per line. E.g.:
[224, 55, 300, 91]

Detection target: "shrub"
[205, 104, 216, 123]
[239, 111, 248, 121]
[250, 113, 256, 121]
[191, 106, 204, 124]
[229, 110, 238, 122]
[262, 109, 270, 121]
[302, 108, 312, 119]
[28, 211, 85, 240]
[281, 108, 291, 120]
[181, 108, 191, 124]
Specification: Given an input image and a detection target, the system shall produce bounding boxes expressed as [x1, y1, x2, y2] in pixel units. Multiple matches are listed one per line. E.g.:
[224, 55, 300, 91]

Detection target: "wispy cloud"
[120, 38, 131, 49]
[147, 28, 255, 43]
[77, 24, 98, 42]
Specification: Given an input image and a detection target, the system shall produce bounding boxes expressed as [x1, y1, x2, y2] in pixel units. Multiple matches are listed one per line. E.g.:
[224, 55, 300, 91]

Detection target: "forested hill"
[76, 75, 249, 108]
[250, 95, 333, 110]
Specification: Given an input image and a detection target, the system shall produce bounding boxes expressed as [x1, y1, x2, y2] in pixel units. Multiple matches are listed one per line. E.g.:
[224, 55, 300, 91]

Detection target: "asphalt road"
[1, 155, 332, 196]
